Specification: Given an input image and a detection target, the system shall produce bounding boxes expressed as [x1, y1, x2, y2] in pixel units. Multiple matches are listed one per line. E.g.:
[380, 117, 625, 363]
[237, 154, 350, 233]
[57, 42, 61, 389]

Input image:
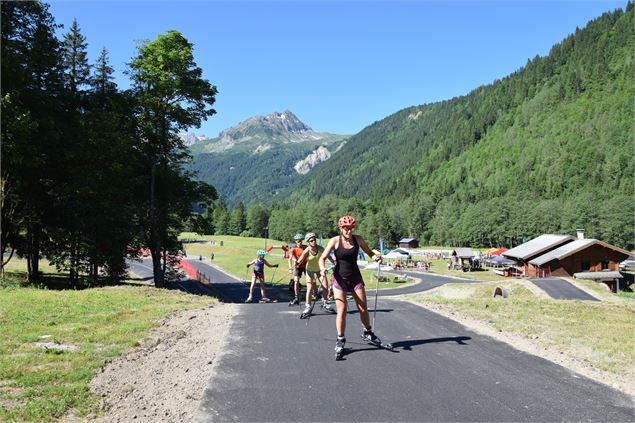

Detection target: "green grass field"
[0, 282, 214, 422]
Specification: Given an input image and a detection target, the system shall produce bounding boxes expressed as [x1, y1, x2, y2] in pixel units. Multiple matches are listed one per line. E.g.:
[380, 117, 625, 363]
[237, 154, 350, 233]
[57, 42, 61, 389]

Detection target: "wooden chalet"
[502, 234, 574, 277]
[398, 238, 419, 249]
[528, 239, 630, 278]
[503, 233, 630, 278]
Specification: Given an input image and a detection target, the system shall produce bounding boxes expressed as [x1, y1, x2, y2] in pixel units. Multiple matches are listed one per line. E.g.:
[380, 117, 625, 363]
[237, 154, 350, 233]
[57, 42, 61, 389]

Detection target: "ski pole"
[243, 267, 250, 287]
[372, 250, 381, 330]
[269, 265, 278, 287]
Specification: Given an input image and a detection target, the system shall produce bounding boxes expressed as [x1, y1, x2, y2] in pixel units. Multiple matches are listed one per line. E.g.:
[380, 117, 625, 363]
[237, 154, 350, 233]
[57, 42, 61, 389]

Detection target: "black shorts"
[294, 268, 306, 279]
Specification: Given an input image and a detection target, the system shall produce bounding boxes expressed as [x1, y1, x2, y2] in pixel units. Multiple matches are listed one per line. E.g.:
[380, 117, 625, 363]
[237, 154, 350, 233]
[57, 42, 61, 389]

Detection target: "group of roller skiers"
[245, 215, 387, 359]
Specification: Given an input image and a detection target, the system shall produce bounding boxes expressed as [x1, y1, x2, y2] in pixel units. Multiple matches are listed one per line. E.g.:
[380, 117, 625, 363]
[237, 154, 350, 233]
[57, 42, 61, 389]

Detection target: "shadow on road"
[391, 336, 471, 351]
[347, 308, 394, 314]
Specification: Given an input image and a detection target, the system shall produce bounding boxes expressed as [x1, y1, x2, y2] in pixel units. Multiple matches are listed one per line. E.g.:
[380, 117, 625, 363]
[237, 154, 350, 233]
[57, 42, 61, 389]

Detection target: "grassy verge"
[179, 233, 416, 289]
[0, 282, 214, 422]
[411, 280, 635, 378]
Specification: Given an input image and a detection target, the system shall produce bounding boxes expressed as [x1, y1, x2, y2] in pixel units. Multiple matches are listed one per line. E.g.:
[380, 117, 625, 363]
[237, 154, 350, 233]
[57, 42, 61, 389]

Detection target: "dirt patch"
[88, 302, 237, 423]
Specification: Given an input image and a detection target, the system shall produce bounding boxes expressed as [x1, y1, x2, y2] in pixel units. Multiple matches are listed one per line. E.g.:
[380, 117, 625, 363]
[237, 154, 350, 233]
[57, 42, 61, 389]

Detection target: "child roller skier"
[297, 232, 336, 318]
[319, 215, 384, 359]
[245, 250, 279, 303]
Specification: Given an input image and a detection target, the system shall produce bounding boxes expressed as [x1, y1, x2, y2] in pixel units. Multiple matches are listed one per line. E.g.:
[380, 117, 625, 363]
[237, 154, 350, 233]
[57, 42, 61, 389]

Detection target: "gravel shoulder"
[89, 302, 237, 423]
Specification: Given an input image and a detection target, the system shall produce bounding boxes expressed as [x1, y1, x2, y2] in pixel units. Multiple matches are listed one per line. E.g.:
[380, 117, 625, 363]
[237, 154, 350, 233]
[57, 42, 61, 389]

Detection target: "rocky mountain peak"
[218, 110, 312, 143]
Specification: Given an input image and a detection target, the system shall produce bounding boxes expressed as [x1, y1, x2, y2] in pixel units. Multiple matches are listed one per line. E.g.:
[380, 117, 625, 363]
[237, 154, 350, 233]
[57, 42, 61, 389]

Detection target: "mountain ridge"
[188, 110, 349, 206]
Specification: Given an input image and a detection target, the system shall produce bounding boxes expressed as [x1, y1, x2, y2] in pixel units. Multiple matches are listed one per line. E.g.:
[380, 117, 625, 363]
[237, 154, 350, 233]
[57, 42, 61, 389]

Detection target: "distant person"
[297, 232, 335, 318]
[288, 233, 307, 306]
[245, 250, 278, 303]
[319, 215, 384, 359]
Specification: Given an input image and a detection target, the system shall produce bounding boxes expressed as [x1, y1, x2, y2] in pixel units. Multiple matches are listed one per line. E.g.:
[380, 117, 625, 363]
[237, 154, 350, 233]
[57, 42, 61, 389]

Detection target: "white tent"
[383, 250, 410, 259]
[364, 262, 394, 271]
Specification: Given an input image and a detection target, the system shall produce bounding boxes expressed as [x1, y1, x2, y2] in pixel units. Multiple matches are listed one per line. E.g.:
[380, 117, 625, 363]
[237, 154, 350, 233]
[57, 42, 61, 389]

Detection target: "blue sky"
[48, 1, 624, 138]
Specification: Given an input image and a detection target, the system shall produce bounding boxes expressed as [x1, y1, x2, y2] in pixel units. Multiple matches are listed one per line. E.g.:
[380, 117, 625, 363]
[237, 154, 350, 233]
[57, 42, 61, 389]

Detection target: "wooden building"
[502, 234, 574, 277]
[528, 239, 630, 277]
[503, 234, 630, 278]
[398, 238, 419, 249]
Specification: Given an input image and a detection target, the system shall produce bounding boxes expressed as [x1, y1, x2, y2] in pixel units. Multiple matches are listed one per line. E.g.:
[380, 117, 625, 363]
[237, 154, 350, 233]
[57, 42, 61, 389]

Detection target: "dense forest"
[249, 3, 632, 250]
[1, 2, 217, 285]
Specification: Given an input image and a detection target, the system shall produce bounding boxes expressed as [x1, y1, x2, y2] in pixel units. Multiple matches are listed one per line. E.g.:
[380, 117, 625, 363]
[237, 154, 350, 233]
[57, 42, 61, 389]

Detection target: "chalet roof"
[502, 234, 574, 261]
[452, 248, 475, 258]
[573, 271, 623, 280]
[529, 239, 632, 266]
[399, 238, 417, 243]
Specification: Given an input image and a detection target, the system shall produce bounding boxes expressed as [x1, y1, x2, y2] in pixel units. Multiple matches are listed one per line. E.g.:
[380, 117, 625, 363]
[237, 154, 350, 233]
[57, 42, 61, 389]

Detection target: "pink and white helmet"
[338, 215, 356, 229]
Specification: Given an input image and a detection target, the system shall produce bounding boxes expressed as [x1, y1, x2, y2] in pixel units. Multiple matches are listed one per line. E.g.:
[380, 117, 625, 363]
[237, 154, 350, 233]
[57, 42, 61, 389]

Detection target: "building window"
[581, 261, 590, 271]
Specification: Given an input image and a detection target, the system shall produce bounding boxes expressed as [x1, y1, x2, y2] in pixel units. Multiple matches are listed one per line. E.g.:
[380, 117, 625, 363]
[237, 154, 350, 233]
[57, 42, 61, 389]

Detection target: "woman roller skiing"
[319, 215, 385, 360]
[297, 232, 336, 319]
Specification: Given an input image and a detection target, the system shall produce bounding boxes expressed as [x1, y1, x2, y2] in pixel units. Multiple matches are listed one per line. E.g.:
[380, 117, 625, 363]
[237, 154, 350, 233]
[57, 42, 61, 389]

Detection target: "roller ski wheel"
[259, 298, 277, 303]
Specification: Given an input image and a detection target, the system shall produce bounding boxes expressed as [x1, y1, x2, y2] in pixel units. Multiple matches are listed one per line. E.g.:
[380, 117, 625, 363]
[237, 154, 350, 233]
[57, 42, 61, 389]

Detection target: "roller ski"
[288, 296, 300, 306]
[299, 302, 315, 319]
[259, 298, 278, 303]
[334, 336, 348, 361]
[320, 300, 336, 314]
[361, 328, 394, 351]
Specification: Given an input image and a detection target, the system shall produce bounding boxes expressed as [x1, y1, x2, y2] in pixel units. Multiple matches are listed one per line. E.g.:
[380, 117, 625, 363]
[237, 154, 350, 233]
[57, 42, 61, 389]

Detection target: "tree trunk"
[149, 162, 164, 288]
[27, 225, 40, 283]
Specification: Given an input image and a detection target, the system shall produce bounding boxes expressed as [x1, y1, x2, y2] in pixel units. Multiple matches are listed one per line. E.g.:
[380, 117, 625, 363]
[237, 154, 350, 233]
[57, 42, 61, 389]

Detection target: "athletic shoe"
[323, 301, 336, 314]
[245, 296, 253, 303]
[260, 297, 271, 303]
[361, 328, 381, 345]
[334, 336, 346, 352]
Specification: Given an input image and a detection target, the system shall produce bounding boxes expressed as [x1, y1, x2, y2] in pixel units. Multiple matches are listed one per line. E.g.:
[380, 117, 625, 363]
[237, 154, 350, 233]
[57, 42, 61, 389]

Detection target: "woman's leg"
[333, 287, 348, 336]
[258, 276, 266, 299]
[320, 274, 330, 301]
[248, 274, 256, 298]
[351, 287, 370, 329]
[305, 274, 315, 305]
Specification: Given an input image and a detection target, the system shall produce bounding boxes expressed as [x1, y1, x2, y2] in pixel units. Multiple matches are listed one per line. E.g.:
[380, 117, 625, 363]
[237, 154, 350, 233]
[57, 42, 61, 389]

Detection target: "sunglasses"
[308, 238, 316, 242]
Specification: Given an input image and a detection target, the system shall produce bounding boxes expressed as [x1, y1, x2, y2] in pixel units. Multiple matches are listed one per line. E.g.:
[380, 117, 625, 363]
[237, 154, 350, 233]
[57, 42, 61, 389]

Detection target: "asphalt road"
[530, 278, 599, 301]
[190, 261, 633, 422]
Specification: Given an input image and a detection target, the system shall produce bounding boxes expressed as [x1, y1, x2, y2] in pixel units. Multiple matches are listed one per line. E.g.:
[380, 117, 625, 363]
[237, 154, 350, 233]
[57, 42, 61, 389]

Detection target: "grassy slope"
[0, 284, 214, 422]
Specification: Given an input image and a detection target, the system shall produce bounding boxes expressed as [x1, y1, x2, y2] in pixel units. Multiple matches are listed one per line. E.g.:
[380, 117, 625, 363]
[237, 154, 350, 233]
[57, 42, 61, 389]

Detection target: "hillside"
[277, 3, 634, 249]
[189, 110, 347, 206]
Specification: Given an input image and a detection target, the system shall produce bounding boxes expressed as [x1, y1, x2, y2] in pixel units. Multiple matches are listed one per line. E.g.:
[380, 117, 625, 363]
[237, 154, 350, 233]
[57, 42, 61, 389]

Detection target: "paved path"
[530, 277, 599, 301]
[189, 260, 633, 422]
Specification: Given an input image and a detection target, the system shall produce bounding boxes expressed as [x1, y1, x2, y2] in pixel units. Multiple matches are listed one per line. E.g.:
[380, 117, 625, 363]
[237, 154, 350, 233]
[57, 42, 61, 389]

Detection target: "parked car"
[619, 256, 635, 271]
